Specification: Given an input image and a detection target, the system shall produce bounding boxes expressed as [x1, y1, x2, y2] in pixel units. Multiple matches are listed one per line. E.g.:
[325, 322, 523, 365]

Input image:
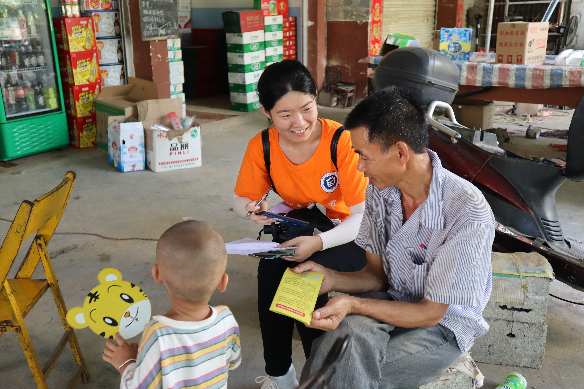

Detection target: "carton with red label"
[82, 0, 119, 12]
[67, 50, 101, 85]
[222, 10, 265, 33]
[54, 17, 97, 52]
[64, 82, 101, 118]
[68, 114, 97, 149]
[495, 22, 549, 65]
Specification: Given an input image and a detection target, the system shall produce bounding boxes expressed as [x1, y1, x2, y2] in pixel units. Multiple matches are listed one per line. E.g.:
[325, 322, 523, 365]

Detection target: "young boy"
[102, 220, 241, 388]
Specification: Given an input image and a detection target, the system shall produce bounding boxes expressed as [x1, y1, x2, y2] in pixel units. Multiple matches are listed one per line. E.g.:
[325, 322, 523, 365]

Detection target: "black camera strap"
[261, 125, 345, 195]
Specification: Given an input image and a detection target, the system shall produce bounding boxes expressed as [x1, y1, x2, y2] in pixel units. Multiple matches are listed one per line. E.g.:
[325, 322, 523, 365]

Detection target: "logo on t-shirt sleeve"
[320, 172, 339, 193]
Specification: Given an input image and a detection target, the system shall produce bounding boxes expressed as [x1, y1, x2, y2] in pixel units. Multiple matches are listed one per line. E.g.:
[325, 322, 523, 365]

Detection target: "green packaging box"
[226, 31, 264, 44]
[265, 23, 283, 32]
[226, 41, 265, 53]
[264, 15, 283, 25]
[266, 46, 283, 56]
[231, 101, 262, 112]
[227, 51, 266, 64]
[265, 39, 283, 48]
[228, 61, 266, 73]
[265, 31, 283, 40]
[230, 91, 259, 104]
[266, 54, 284, 63]
[229, 82, 259, 93]
[228, 70, 263, 85]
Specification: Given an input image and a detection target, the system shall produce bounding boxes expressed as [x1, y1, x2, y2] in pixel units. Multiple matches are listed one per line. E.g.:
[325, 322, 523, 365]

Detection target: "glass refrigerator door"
[0, 0, 60, 120]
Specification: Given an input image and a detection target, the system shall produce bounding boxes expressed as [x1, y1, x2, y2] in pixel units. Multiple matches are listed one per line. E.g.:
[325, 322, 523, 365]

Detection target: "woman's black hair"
[257, 60, 317, 112]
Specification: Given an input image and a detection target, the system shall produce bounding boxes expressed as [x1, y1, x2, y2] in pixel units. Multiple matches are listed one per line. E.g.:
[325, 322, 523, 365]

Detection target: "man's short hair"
[156, 221, 227, 303]
[344, 86, 429, 153]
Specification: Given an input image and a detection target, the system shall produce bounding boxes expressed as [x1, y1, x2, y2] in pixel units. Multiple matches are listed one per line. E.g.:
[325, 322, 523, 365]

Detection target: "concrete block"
[472, 319, 547, 368]
[482, 276, 551, 324]
[418, 369, 474, 389]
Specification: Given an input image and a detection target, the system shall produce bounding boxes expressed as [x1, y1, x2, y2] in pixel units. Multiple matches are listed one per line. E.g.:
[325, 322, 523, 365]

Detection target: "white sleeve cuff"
[233, 194, 252, 219]
[318, 202, 365, 250]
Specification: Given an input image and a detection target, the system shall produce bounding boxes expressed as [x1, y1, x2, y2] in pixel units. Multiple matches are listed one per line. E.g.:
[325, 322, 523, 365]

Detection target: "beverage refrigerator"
[0, 0, 67, 161]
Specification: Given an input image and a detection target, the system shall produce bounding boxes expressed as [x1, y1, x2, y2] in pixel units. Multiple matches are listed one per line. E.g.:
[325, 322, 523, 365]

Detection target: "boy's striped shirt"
[121, 306, 241, 389]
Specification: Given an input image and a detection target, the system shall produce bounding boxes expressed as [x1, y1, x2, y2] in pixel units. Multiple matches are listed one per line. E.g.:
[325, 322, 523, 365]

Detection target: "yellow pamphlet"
[270, 268, 324, 325]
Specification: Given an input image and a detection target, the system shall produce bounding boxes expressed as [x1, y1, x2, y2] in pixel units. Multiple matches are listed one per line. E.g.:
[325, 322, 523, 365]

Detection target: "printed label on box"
[68, 50, 101, 85]
[226, 31, 265, 44]
[167, 38, 181, 50]
[229, 82, 259, 93]
[170, 83, 183, 94]
[230, 91, 259, 104]
[227, 61, 266, 73]
[265, 23, 283, 32]
[96, 38, 123, 64]
[264, 15, 283, 25]
[266, 46, 283, 56]
[227, 51, 266, 64]
[66, 82, 101, 118]
[226, 41, 265, 53]
[108, 121, 145, 172]
[439, 28, 472, 61]
[168, 50, 182, 62]
[228, 70, 263, 85]
[100, 64, 124, 87]
[86, 11, 121, 37]
[82, 0, 119, 11]
[264, 31, 283, 40]
[147, 126, 202, 172]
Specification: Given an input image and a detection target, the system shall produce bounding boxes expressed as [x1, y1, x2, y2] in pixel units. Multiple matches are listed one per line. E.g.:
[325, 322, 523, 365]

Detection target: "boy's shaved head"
[156, 221, 227, 302]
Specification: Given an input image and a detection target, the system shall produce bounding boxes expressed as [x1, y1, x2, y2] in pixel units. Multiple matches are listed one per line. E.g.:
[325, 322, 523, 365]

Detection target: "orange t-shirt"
[235, 118, 368, 221]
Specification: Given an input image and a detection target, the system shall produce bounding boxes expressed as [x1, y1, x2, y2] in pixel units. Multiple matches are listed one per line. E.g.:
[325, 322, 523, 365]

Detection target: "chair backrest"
[323, 66, 343, 91]
[0, 171, 76, 285]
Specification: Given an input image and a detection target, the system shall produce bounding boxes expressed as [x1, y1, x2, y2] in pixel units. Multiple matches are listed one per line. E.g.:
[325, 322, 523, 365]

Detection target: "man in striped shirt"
[103, 221, 241, 389]
[296, 86, 494, 388]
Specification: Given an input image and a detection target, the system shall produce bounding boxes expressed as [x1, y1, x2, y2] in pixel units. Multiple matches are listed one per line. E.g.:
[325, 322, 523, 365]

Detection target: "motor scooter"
[375, 47, 584, 291]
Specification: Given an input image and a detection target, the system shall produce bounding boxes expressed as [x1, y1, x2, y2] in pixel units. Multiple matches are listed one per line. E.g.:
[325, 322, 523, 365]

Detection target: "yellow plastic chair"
[0, 171, 89, 389]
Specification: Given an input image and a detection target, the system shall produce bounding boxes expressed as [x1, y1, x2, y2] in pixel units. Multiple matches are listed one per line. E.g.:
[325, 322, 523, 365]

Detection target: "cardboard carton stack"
[495, 22, 549, 65]
[54, 17, 101, 149]
[283, 16, 296, 60]
[264, 15, 283, 65]
[222, 10, 265, 112]
[81, 5, 125, 88]
[167, 38, 186, 116]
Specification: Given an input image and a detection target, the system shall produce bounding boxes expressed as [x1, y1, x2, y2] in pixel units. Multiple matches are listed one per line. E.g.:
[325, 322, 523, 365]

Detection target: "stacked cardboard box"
[264, 15, 283, 65]
[167, 38, 186, 116]
[223, 10, 265, 112]
[54, 17, 101, 149]
[82, 7, 126, 88]
[283, 16, 296, 60]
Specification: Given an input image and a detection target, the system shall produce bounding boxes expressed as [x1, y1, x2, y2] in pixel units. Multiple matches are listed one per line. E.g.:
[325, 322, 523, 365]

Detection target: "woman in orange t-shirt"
[233, 60, 368, 389]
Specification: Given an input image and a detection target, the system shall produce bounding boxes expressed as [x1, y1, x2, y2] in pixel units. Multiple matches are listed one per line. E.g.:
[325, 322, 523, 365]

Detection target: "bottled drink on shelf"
[117, 40, 123, 62]
[22, 45, 30, 68]
[4, 76, 16, 105]
[26, 12, 36, 36]
[37, 49, 44, 66]
[1, 48, 10, 71]
[120, 66, 125, 82]
[29, 48, 37, 67]
[14, 78, 28, 112]
[17, 10, 27, 37]
[25, 82, 35, 110]
[33, 81, 45, 109]
[114, 13, 121, 36]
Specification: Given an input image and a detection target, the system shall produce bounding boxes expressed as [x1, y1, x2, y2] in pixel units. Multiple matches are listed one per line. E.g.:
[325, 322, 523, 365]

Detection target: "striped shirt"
[356, 149, 495, 352]
[120, 306, 241, 389]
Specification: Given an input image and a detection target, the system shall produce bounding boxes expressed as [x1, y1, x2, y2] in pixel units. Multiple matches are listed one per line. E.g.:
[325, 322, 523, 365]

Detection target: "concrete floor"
[1, 104, 584, 389]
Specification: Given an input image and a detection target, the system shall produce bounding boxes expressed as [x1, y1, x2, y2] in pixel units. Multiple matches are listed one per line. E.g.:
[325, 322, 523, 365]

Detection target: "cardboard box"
[265, 23, 283, 33]
[266, 46, 283, 56]
[265, 53, 284, 63]
[81, 0, 119, 11]
[268, 39, 284, 48]
[168, 49, 182, 62]
[277, 1, 289, 18]
[432, 30, 440, 51]
[228, 61, 266, 73]
[55, 17, 97, 52]
[100, 64, 124, 87]
[228, 70, 263, 85]
[255, 0, 278, 16]
[95, 77, 158, 150]
[67, 50, 101, 85]
[170, 83, 183, 94]
[84, 11, 121, 37]
[96, 37, 123, 64]
[222, 10, 265, 33]
[453, 100, 495, 131]
[68, 114, 97, 149]
[264, 15, 283, 25]
[229, 81, 259, 93]
[108, 118, 145, 172]
[496, 22, 549, 65]
[167, 38, 181, 51]
[227, 51, 266, 64]
[440, 28, 472, 61]
[230, 91, 259, 104]
[138, 98, 202, 172]
[231, 101, 261, 112]
[264, 31, 283, 40]
[65, 82, 101, 118]
[226, 41, 265, 53]
[515, 103, 543, 115]
[169, 61, 185, 84]
[226, 31, 264, 44]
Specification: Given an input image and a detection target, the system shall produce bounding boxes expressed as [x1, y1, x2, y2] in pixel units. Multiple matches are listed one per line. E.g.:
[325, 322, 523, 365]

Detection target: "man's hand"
[278, 235, 323, 262]
[292, 261, 334, 296]
[245, 199, 275, 224]
[102, 332, 139, 374]
[307, 295, 354, 331]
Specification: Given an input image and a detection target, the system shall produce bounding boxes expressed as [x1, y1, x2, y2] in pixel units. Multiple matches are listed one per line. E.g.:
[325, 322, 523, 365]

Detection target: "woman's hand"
[102, 332, 139, 374]
[278, 235, 323, 262]
[245, 199, 275, 224]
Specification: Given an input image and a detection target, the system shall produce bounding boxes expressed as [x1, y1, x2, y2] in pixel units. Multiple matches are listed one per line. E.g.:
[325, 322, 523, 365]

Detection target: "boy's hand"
[102, 332, 139, 374]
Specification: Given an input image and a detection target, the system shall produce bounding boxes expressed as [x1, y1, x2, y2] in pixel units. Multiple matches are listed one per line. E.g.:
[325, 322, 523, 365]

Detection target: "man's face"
[350, 126, 402, 190]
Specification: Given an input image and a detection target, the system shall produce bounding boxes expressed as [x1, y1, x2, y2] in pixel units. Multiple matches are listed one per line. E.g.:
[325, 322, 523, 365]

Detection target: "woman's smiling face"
[263, 91, 319, 144]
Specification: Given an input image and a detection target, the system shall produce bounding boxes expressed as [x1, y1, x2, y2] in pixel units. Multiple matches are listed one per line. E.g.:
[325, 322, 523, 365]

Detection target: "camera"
[261, 222, 314, 244]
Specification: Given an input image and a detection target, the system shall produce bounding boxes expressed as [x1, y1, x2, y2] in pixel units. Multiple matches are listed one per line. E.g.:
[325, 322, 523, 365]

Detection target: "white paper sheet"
[268, 201, 294, 214]
[225, 238, 280, 255]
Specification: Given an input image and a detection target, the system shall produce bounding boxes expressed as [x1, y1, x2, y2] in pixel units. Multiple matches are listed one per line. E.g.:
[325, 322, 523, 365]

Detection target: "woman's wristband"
[118, 358, 136, 371]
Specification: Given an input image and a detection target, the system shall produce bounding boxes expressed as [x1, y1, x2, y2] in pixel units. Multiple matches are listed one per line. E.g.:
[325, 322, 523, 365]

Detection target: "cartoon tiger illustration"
[66, 268, 151, 339]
